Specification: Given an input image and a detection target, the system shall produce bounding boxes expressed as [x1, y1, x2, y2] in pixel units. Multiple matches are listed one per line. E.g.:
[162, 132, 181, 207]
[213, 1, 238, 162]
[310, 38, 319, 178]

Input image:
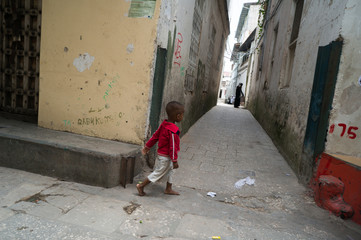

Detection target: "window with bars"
[279, 0, 304, 89]
[185, 0, 204, 93]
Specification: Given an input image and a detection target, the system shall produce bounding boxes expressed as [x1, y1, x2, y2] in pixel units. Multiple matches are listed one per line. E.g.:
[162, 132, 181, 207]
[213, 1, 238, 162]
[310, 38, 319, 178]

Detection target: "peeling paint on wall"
[73, 53, 95, 72]
[127, 44, 134, 53]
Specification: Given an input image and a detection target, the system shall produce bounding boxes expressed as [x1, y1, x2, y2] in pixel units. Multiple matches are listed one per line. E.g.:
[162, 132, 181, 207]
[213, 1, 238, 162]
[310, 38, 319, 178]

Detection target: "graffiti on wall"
[62, 111, 124, 127]
[78, 117, 105, 126]
[77, 111, 125, 126]
[103, 74, 120, 101]
[180, 66, 185, 76]
[173, 33, 183, 67]
[329, 123, 359, 139]
[89, 107, 104, 113]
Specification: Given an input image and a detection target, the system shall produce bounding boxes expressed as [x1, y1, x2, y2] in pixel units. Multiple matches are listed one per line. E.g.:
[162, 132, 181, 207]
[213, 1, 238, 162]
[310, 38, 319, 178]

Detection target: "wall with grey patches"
[326, 0, 361, 158]
[246, 0, 350, 181]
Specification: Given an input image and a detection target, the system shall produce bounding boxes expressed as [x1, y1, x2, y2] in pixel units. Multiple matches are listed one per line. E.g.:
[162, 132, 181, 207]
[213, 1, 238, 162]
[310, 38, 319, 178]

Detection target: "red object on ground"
[314, 175, 353, 219]
[310, 153, 361, 225]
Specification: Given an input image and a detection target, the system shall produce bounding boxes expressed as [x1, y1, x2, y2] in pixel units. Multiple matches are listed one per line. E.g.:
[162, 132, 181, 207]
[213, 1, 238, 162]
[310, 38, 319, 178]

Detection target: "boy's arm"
[169, 131, 180, 163]
[144, 126, 162, 151]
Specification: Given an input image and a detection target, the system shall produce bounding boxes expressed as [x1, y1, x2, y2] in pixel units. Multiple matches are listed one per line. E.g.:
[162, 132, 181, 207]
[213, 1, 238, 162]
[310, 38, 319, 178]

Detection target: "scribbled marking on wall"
[180, 66, 185, 76]
[89, 107, 103, 113]
[78, 117, 104, 126]
[103, 74, 120, 101]
[78, 112, 125, 126]
[329, 123, 359, 139]
[73, 53, 95, 72]
[63, 120, 71, 126]
[173, 33, 183, 66]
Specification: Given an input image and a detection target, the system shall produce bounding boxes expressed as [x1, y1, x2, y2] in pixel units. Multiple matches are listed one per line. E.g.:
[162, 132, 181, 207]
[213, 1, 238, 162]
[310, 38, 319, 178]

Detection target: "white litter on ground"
[234, 176, 255, 189]
[207, 192, 217, 197]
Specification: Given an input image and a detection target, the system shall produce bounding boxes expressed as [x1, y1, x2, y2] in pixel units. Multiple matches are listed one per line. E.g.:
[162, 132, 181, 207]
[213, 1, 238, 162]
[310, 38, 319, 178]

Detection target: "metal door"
[0, 0, 41, 122]
[302, 40, 342, 179]
[147, 47, 167, 168]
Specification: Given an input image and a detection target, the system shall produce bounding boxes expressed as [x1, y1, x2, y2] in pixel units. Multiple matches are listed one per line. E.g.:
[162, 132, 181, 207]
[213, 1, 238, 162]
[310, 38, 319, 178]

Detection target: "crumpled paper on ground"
[234, 176, 255, 189]
[207, 192, 217, 197]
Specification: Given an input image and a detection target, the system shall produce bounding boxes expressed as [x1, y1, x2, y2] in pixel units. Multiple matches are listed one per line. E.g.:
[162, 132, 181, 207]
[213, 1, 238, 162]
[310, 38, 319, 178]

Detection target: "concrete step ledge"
[0, 117, 142, 188]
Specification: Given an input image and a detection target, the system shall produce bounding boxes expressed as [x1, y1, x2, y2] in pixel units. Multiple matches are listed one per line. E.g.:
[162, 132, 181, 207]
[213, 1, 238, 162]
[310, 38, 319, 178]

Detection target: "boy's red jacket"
[145, 120, 180, 162]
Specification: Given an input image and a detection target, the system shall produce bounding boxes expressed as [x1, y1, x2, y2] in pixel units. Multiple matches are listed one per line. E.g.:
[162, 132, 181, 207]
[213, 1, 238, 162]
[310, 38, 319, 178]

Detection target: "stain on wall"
[339, 85, 361, 114]
[73, 53, 95, 72]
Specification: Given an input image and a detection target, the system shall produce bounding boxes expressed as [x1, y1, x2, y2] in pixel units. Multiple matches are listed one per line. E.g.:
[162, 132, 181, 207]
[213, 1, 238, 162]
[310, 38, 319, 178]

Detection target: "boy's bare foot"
[164, 189, 180, 195]
[136, 184, 146, 196]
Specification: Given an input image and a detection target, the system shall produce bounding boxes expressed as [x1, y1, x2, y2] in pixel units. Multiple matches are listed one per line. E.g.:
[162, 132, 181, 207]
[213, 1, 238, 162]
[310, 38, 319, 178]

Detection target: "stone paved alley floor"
[1, 104, 361, 239]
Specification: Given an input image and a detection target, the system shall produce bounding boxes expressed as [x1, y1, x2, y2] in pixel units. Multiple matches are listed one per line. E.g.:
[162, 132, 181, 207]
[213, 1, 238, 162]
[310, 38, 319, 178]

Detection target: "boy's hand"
[142, 147, 150, 155]
[173, 162, 179, 169]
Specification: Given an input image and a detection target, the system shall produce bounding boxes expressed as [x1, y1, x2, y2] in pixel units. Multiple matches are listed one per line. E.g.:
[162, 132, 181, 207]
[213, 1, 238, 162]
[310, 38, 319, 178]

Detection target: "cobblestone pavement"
[0, 104, 361, 239]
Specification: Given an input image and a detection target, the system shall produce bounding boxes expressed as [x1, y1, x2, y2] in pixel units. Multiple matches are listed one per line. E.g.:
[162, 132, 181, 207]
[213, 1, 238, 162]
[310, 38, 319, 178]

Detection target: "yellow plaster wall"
[39, 0, 160, 145]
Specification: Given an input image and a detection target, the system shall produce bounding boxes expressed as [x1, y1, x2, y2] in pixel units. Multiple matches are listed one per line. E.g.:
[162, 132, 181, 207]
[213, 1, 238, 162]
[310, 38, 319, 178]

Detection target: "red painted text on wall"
[329, 123, 358, 139]
[173, 33, 183, 66]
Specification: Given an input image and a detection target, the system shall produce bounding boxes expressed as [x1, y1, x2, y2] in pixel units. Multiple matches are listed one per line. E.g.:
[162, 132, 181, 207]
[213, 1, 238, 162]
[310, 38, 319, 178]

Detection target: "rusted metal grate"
[0, 0, 41, 122]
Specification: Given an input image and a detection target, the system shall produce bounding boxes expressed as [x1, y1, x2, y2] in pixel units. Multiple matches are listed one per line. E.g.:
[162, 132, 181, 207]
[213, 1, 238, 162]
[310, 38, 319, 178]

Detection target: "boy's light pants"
[148, 155, 174, 184]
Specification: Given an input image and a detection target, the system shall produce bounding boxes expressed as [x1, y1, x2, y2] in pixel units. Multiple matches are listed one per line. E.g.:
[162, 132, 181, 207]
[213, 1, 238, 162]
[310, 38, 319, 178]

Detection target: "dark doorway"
[147, 47, 167, 167]
[302, 40, 343, 179]
[0, 0, 42, 123]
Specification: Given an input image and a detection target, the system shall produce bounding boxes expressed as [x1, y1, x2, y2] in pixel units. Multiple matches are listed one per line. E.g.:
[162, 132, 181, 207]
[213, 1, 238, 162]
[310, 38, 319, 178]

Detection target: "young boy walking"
[137, 101, 185, 196]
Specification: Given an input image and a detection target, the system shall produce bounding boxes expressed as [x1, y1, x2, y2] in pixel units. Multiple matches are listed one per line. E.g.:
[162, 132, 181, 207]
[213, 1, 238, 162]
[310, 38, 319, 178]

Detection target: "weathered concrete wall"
[156, 0, 229, 134]
[326, 0, 361, 159]
[39, 0, 161, 145]
[244, 39, 259, 106]
[247, 0, 348, 180]
[237, 67, 247, 92]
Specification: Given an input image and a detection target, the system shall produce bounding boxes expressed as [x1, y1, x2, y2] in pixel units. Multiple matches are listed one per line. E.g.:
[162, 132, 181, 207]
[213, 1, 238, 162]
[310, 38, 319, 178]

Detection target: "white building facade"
[227, 2, 260, 103]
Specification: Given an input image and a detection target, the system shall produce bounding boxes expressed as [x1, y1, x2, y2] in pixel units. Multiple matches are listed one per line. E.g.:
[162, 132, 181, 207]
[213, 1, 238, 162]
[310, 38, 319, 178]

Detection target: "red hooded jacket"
[145, 120, 180, 162]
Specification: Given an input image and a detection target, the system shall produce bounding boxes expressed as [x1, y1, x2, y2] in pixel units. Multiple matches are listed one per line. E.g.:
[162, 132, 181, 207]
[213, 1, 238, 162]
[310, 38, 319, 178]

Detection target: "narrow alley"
[1, 104, 360, 239]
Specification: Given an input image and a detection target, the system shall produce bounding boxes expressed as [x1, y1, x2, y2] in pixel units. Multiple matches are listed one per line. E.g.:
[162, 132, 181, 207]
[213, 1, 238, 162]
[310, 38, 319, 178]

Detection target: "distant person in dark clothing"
[234, 83, 244, 108]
